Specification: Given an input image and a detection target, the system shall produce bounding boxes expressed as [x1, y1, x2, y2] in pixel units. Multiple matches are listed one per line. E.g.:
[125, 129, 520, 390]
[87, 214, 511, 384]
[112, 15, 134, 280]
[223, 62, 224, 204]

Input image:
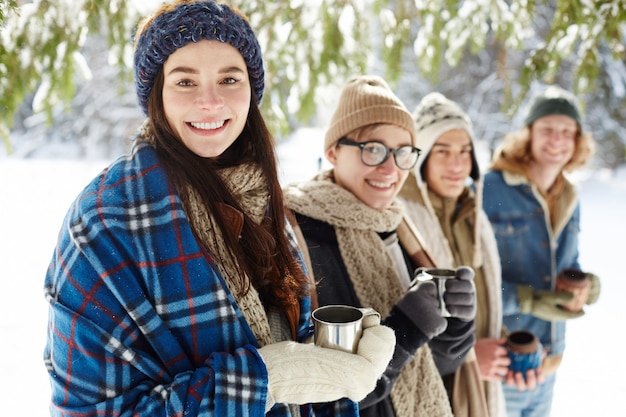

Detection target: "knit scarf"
[285, 171, 452, 417]
[182, 164, 275, 347]
[136, 122, 275, 347]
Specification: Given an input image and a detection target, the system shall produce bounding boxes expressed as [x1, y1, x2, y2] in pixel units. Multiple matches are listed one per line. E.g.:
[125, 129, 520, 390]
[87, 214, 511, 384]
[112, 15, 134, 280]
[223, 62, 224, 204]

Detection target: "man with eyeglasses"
[336, 137, 421, 170]
[283, 75, 477, 417]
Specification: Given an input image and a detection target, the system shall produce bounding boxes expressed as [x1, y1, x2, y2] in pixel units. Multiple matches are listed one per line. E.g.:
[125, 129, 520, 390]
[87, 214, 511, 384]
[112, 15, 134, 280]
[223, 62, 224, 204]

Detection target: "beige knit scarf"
[181, 163, 275, 347]
[284, 171, 452, 417]
[136, 123, 275, 347]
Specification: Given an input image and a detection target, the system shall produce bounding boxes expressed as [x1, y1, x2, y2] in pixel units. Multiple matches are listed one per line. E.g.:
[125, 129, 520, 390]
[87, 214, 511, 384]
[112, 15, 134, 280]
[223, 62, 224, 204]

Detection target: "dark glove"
[586, 273, 601, 305]
[517, 285, 584, 321]
[396, 279, 448, 339]
[443, 266, 476, 321]
[429, 317, 476, 376]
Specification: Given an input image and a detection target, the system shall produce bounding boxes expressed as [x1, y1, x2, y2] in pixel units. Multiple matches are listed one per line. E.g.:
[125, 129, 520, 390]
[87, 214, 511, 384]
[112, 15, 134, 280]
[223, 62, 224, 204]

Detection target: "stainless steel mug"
[410, 268, 456, 317]
[312, 305, 380, 354]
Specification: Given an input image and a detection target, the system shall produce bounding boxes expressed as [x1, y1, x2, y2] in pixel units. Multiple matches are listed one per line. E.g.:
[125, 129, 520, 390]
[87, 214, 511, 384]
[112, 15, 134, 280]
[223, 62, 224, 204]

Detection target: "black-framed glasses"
[337, 137, 421, 170]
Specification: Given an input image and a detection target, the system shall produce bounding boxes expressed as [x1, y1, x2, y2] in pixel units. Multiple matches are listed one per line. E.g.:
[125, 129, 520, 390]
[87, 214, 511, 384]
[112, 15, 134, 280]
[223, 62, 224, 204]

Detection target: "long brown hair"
[146, 68, 308, 310]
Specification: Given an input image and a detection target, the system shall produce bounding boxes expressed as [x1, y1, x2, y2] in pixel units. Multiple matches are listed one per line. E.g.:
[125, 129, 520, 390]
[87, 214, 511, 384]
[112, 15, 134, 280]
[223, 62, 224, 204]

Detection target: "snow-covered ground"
[1, 130, 624, 415]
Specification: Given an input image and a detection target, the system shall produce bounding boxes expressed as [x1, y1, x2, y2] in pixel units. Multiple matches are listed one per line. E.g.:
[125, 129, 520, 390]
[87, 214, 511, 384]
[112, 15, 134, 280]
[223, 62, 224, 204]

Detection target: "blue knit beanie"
[133, 0, 264, 115]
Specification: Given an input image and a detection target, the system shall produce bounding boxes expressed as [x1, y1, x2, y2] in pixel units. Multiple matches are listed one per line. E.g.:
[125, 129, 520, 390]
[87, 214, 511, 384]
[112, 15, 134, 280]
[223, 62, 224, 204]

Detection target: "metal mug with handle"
[312, 305, 380, 354]
[409, 268, 457, 317]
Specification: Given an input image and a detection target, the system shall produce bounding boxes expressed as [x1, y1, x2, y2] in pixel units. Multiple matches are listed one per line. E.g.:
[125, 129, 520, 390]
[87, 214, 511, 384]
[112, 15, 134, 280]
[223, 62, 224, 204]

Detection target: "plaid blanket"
[44, 142, 357, 417]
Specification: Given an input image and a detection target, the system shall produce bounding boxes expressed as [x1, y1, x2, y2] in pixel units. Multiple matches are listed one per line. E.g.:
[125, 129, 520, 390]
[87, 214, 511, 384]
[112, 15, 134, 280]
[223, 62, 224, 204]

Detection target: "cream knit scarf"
[136, 123, 275, 347]
[284, 171, 452, 417]
[181, 163, 274, 347]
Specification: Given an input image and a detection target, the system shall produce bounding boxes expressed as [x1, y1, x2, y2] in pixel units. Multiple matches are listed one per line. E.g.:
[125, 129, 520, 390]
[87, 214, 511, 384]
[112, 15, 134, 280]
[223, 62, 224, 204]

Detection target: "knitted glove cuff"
[430, 318, 475, 364]
[436, 317, 476, 342]
[586, 273, 601, 305]
[517, 285, 534, 314]
[385, 307, 430, 354]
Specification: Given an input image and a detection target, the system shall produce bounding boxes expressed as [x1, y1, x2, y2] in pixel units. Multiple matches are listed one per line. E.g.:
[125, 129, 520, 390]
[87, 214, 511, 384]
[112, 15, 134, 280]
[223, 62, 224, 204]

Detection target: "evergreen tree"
[1, 0, 625, 166]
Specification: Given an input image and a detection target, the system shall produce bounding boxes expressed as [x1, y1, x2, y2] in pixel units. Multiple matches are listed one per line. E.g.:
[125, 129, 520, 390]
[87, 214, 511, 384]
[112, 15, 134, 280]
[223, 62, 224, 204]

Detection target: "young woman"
[284, 75, 477, 417]
[483, 85, 600, 417]
[43, 2, 395, 417]
[398, 92, 505, 417]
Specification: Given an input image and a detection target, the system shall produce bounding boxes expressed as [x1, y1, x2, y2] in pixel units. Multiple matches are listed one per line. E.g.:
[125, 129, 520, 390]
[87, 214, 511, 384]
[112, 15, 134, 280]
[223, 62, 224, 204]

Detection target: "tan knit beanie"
[324, 75, 416, 151]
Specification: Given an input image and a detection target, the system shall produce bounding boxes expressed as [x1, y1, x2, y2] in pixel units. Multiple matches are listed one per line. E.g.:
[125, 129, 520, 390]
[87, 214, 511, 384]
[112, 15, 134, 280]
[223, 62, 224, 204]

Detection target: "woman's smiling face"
[162, 40, 251, 158]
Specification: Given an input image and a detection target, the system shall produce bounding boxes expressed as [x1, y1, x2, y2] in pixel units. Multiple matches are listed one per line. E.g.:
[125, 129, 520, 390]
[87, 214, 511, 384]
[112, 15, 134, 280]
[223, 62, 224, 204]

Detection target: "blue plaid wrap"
[44, 142, 357, 417]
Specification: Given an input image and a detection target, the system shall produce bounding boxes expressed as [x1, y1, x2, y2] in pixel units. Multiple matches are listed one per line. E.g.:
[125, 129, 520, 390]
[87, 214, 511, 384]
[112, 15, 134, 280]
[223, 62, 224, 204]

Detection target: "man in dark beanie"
[483, 85, 600, 417]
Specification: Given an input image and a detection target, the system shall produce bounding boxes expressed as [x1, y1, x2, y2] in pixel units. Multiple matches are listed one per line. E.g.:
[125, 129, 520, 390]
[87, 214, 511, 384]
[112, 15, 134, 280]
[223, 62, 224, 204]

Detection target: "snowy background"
[1, 128, 625, 415]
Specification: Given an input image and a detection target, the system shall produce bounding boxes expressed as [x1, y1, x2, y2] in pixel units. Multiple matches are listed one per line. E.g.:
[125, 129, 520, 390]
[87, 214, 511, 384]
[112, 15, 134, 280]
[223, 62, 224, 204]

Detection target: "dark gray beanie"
[524, 85, 582, 127]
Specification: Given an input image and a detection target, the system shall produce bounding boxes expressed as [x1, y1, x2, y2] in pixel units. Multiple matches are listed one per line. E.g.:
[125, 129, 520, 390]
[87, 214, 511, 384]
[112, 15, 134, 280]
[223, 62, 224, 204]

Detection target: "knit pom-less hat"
[133, 0, 264, 115]
[324, 75, 416, 150]
[412, 92, 479, 181]
[524, 85, 582, 127]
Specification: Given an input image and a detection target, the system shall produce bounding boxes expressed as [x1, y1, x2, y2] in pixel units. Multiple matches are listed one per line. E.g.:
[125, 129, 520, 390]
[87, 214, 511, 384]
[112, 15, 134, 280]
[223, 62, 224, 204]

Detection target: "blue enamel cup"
[507, 330, 542, 374]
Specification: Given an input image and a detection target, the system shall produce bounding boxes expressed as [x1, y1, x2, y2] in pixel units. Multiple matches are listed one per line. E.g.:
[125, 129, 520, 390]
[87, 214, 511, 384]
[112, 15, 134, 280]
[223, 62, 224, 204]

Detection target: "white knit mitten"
[258, 324, 395, 406]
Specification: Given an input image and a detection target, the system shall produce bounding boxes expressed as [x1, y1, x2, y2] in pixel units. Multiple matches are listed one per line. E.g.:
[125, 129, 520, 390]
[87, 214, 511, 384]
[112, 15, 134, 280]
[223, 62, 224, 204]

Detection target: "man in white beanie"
[398, 92, 506, 417]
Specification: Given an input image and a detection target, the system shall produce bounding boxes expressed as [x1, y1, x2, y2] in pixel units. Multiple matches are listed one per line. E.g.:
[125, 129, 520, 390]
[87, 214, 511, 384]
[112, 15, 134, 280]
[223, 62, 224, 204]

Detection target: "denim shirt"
[482, 170, 581, 356]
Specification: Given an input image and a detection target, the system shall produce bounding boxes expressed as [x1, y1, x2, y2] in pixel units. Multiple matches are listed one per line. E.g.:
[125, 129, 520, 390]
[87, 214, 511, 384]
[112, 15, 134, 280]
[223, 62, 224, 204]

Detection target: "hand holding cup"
[410, 268, 457, 317]
[505, 330, 545, 391]
[410, 267, 476, 320]
[312, 305, 380, 354]
[555, 269, 591, 312]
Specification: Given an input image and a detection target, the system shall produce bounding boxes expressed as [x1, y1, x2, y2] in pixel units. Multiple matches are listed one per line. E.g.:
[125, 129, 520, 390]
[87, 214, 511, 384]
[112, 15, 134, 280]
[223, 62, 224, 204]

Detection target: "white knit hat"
[412, 92, 478, 180]
[411, 92, 483, 267]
